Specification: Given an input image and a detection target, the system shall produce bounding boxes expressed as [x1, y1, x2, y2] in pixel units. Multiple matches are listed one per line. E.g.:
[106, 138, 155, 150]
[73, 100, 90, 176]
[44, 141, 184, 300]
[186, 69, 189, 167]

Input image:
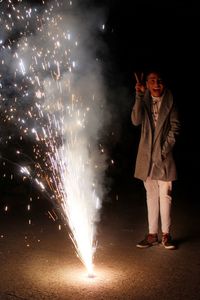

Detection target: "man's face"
[146, 73, 165, 97]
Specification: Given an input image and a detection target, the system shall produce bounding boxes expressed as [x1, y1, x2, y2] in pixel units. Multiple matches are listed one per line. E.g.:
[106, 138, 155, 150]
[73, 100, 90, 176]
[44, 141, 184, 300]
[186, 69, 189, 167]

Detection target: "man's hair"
[144, 68, 169, 86]
[145, 69, 164, 80]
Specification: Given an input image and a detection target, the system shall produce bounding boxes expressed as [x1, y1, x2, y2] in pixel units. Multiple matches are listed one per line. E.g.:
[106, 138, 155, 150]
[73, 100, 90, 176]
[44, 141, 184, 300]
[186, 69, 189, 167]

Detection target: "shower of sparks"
[0, 0, 109, 275]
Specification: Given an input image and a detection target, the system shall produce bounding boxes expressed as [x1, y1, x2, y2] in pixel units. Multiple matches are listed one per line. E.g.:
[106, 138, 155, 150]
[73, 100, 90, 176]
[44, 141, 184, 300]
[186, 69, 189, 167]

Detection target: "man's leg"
[144, 177, 159, 234]
[158, 181, 175, 249]
[158, 180, 172, 234]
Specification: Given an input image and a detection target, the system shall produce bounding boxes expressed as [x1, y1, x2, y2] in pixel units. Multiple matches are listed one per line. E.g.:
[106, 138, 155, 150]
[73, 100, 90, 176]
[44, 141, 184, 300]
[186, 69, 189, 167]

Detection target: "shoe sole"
[162, 243, 176, 250]
[136, 242, 159, 248]
[163, 245, 176, 250]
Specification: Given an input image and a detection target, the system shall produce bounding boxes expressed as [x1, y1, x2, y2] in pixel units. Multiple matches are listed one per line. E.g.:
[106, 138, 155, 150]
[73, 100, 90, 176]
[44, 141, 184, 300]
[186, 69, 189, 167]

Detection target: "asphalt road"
[0, 177, 200, 300]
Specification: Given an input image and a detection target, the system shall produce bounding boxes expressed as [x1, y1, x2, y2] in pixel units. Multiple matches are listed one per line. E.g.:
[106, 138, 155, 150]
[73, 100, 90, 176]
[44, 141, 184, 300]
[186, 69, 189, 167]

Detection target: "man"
[131, 70, 180, 249]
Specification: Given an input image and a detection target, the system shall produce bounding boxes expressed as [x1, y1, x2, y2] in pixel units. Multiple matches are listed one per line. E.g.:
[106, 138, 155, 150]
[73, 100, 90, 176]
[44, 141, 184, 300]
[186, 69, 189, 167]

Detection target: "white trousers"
[144, 177, 172, 234]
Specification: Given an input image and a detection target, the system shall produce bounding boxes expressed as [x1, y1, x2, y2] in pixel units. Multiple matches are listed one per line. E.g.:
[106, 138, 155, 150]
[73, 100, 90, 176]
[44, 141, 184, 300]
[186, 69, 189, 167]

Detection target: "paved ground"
[0, 176, 200, 300]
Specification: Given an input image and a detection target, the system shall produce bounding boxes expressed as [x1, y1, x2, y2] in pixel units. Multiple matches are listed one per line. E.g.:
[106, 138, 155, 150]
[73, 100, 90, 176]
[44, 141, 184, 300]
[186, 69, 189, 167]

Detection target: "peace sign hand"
[134, 72, 145, 93]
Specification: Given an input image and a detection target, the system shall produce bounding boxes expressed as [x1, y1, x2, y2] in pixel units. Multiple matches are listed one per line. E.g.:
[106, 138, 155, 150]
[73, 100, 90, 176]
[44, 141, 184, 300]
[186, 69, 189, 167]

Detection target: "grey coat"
[131, 89, 180, 181]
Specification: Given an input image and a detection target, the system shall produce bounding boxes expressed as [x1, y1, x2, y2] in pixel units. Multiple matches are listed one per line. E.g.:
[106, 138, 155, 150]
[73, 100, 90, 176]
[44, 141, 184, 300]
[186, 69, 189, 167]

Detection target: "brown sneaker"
[136, 234, 159, 248]
[162, 233, 176, 250]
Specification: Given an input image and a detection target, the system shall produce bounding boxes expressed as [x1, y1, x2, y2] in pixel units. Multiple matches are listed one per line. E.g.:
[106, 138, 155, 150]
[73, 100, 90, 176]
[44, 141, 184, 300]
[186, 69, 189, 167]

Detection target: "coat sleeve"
[131, 93, 144, 126]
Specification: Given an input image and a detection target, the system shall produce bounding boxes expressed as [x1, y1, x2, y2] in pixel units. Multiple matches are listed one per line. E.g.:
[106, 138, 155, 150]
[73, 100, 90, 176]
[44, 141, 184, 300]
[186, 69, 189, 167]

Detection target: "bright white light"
[20, 166, 31, 176]
[19, 59, 26, 75]
[46, 100, 101, 274]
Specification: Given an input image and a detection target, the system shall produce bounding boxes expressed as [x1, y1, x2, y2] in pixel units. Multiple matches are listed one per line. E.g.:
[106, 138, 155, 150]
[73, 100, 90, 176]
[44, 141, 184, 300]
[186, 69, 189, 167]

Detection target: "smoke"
[41, 1, 110, 201]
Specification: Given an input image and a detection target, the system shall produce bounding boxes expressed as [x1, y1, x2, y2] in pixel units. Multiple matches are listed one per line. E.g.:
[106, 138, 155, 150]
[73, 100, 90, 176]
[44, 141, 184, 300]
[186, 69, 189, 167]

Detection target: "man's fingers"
[134, 72, 140, 83]
[134, 72, 144, 83]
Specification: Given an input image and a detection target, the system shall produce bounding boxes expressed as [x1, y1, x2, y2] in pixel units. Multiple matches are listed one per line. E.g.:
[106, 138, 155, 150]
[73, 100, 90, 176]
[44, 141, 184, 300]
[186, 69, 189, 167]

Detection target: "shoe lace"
[147, 234, 157, 242]
[162, 234, 171, 243]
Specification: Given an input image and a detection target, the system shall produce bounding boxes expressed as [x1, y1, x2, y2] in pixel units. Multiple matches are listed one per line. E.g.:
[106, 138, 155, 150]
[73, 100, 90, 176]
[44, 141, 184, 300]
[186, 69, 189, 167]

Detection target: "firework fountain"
[0, 0, 110, 276]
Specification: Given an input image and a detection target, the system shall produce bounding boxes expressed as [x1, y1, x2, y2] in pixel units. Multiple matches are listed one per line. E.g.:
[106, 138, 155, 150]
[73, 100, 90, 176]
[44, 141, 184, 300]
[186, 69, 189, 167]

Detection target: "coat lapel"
[143, 90, 155, 130]
[153, 90, 173, 143]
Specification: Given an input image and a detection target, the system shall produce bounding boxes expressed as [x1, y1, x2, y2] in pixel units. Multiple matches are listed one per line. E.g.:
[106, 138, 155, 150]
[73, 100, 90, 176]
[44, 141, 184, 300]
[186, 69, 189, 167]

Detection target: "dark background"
[102, 0, 199, 187]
